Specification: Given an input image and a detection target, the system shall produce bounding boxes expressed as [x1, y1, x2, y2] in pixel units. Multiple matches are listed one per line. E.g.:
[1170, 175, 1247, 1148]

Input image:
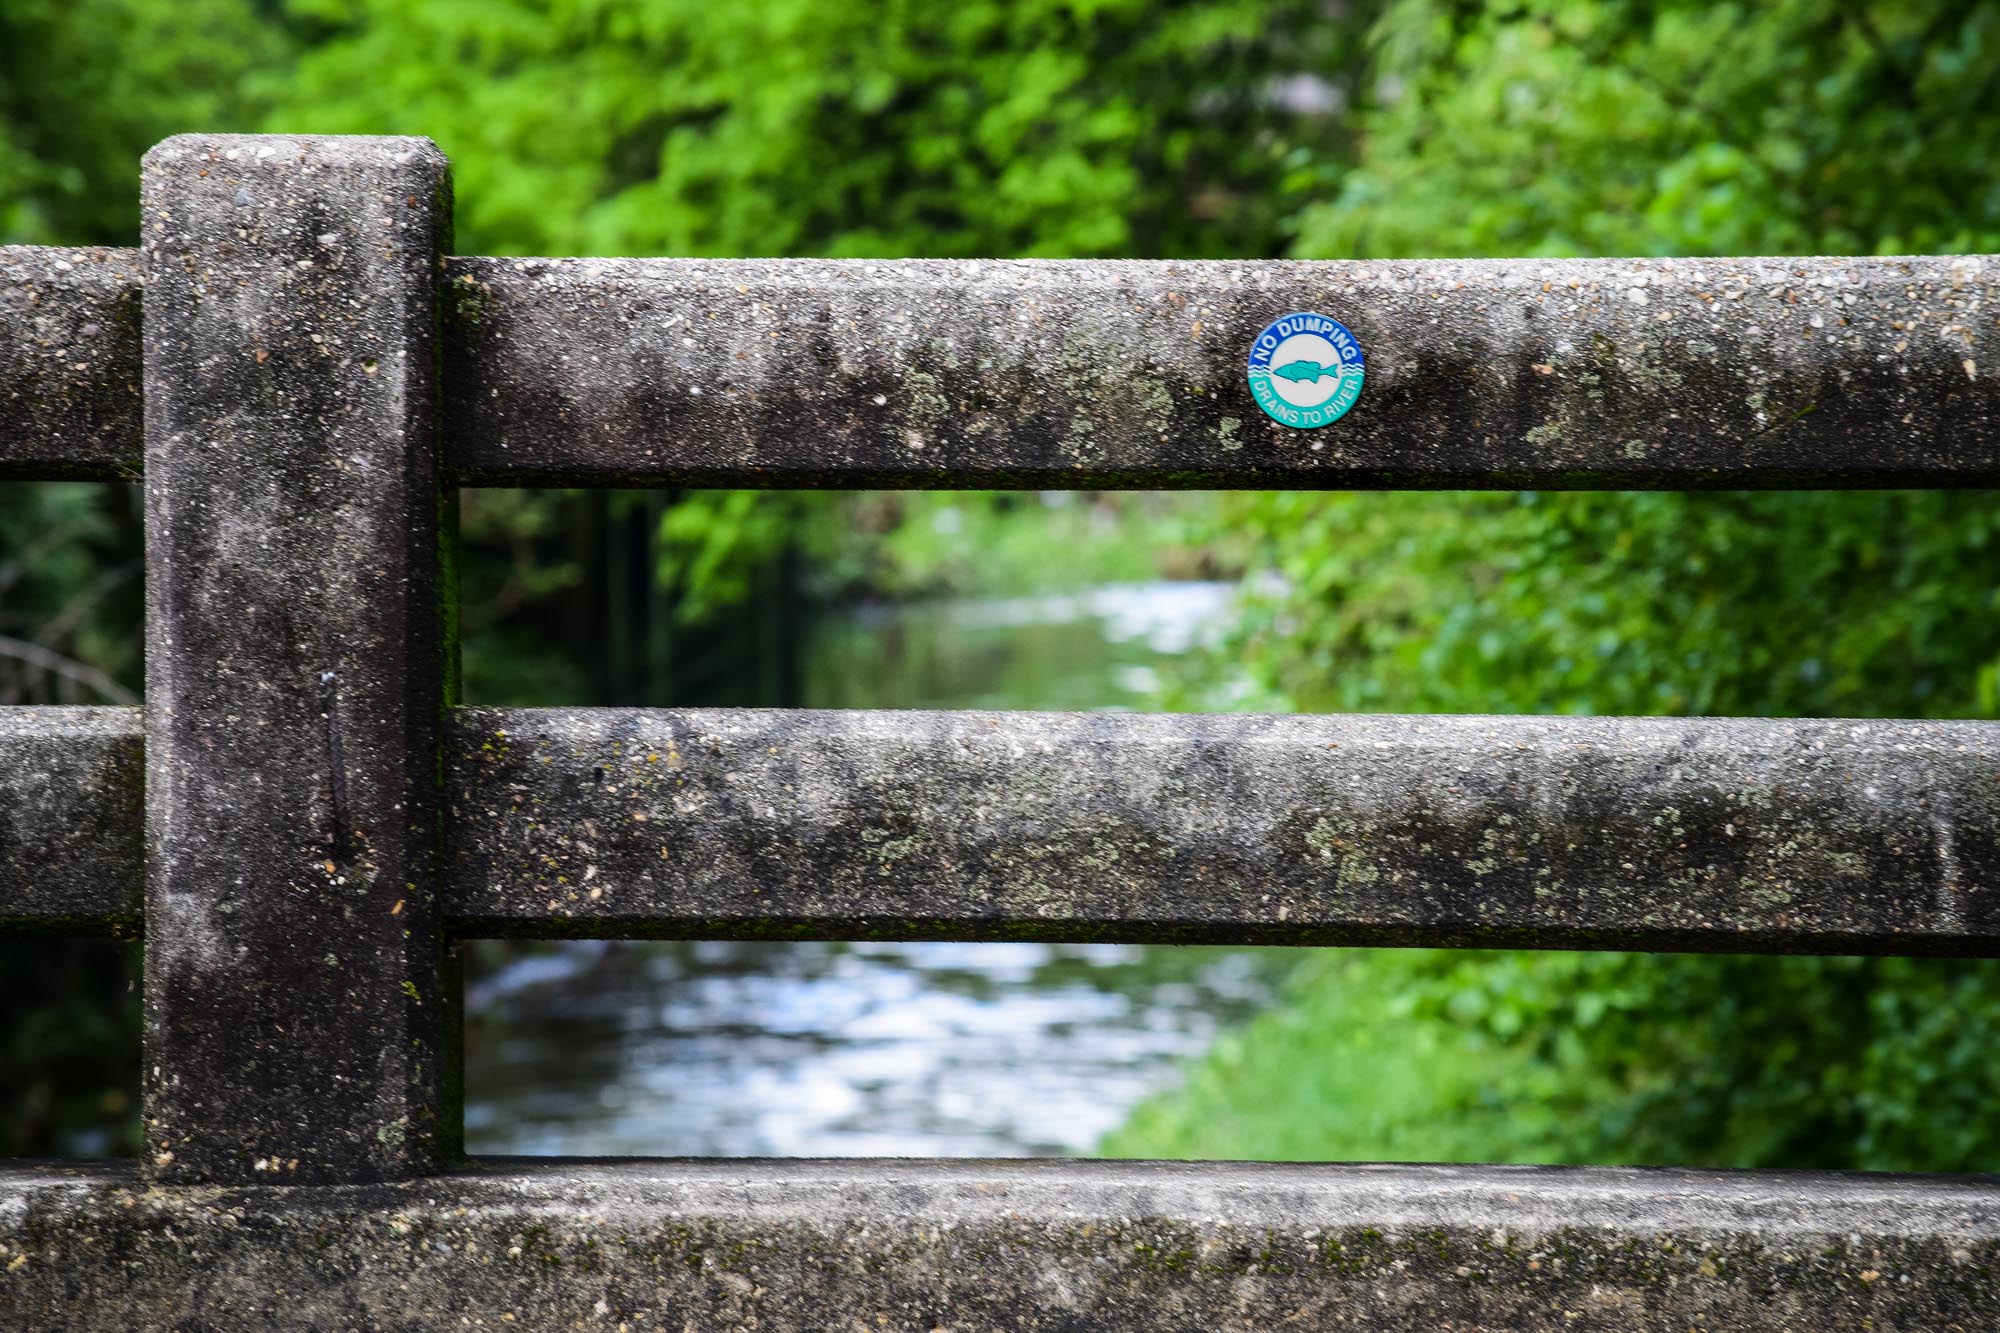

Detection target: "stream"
[464, 581, 1298, 1157]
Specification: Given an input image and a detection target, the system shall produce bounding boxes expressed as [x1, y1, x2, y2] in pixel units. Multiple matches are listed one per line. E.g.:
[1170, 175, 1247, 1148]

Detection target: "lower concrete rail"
[3, 1159, 1996, 1330]
[10, 705, 2000, 954]
[446, 707, 2000, 954]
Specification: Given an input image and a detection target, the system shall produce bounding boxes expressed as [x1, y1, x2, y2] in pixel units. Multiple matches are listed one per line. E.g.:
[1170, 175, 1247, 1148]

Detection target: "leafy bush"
[1112, 0, 2000, 1171]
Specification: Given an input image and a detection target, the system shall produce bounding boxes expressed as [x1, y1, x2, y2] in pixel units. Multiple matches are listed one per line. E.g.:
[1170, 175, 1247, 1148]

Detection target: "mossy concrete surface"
[139, 135, 455, 1185]
[446, 707, 2000, 954]
[3, 1158, 1997, 1330]
[441, 253, 1997, 490]
[21, 705, 1999, 955]
[7, 247, 1995, 491]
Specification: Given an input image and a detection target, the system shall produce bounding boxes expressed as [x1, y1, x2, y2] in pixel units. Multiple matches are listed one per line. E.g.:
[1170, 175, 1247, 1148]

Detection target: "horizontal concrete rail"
[445, 708, 2000, 954]
[14, 705, 1999, 953]
[3, 1158, 1997, 1329]
[7, 248, 1994, 488]
[0, 707, 141, 933]
[0, 246, 144, 481]
[441, 254, 1999, 489]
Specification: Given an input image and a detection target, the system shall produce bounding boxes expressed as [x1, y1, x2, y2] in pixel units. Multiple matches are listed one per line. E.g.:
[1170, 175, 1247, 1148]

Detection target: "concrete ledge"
[3, 1158, 1997, 1329]
[0, 246, 143, 481]
[441, 254, 1999, 489]
[446, 708, 2000, 954]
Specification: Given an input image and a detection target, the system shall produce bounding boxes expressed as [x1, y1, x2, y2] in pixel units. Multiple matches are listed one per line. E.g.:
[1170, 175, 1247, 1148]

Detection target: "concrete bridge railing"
[1, 134, 1997, 1329]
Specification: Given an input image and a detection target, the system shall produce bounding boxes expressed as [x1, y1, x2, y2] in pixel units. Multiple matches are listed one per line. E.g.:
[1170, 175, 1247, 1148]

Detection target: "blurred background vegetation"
[5, 0, 2000, 1169]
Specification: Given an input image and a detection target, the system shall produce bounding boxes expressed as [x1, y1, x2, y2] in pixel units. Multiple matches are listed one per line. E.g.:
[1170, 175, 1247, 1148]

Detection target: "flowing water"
[464, 581, 1297, 1157]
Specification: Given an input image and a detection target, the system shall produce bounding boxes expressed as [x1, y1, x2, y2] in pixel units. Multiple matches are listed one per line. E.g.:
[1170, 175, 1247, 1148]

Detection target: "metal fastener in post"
[141, 135, 456, 1183]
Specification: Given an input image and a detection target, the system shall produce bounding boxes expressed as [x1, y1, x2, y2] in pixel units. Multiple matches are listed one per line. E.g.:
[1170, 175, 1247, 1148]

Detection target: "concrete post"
[140, 134, 456, 1183]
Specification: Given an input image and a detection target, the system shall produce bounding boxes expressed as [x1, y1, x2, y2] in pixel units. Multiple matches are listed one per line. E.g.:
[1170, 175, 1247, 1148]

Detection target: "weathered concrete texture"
[142, 135, 456, 1183]
[441, 254, 1999, 489]
[17, 703, 1999, 954]
[2, 1158, 1996, 1330]
[447, 708, 2000, 953]
[0, 245, 144, 480]
[0, 706, 141, 932]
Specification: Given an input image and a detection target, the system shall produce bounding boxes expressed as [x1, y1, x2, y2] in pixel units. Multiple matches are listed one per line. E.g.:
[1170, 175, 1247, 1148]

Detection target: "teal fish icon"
[1273, 359, 1340, 384]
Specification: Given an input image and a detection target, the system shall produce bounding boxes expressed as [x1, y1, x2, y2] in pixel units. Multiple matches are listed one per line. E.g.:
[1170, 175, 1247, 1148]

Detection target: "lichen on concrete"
[440, 254, 1999, 490]
[140, 134, 455, 1184]
[445, 707, 2000, 954]
[3, 1159, 1996, 1330]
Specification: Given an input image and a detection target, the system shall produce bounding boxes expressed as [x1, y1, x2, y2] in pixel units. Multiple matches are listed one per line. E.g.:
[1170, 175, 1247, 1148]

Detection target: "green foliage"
[1112, 0, 2000, 1172]
[0, 0, 288, 245]
[1108, 949, 1614, 1165]
[273, 0, 1357, 259]
[456, 489, 593, 703]
[656, 490, 1193, 625]
[1106, 949, 2000, 1172]
[1294, 1, 2000, 260]
[857, 493, 1205, 595]
[5, 0, 1999, 1171]
[0, 940, 139, 1156]
[1217, 489, 2000, 718]
[272, 0, 1356, 653]
[0, 483, 142, 704]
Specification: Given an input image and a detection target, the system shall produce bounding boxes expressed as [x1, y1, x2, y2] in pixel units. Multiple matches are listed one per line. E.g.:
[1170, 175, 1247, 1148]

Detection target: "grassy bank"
[1104, 947, 2000, 1172]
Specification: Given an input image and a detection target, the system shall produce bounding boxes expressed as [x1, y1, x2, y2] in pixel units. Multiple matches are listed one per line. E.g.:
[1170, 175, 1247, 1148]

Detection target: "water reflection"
[465, 579, 1269, 1157]
[466, 940, 1295, 1157]
[803, 581, 1235, 712]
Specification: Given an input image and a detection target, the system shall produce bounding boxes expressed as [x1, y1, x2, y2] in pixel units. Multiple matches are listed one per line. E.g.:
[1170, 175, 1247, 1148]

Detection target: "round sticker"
[1246, 312, 1365, 429]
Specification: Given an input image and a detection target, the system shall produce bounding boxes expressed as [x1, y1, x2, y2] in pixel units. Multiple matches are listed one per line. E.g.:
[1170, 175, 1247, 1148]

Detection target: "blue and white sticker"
[1246, 312, 1365, 429]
